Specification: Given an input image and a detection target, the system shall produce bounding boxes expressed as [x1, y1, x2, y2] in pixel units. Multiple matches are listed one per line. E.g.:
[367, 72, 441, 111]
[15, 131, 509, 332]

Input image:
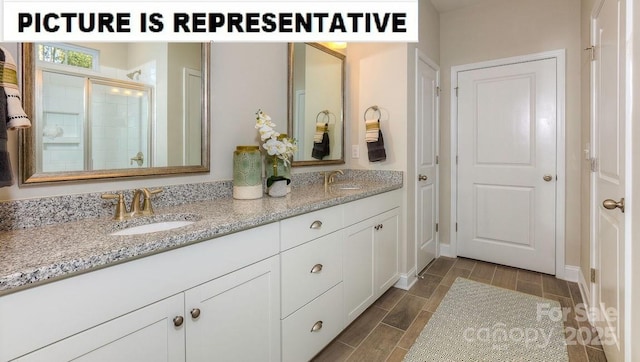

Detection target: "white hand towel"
[314, 122, 327, 143]
[365, 118, 380, 143]
[0, 46, 31, 130]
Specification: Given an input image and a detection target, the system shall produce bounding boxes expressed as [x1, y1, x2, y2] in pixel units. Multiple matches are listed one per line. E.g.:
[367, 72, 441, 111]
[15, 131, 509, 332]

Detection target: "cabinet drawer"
[280, 206, 343, 250]
[343, 189, 401, 227]
[281, 232, 342, 318]
[281, 283, 344, 362]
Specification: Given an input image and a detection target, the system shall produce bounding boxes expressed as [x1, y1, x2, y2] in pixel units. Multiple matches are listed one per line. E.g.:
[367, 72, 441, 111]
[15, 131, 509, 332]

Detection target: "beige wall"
[438, 0, 583, 267]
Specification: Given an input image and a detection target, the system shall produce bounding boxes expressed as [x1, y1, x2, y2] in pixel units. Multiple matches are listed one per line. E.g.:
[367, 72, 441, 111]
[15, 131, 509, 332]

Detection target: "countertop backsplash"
[0, 169, 402, 232]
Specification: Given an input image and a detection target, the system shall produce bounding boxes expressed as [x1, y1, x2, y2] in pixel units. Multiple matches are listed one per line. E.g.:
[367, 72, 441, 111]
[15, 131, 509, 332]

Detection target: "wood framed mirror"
[19, 42, 210, 185]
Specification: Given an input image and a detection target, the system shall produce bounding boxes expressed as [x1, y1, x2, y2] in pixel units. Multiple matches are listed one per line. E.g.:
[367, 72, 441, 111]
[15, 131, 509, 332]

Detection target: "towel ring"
[364, 106, 381, 122]
[316, 110, 336, 125]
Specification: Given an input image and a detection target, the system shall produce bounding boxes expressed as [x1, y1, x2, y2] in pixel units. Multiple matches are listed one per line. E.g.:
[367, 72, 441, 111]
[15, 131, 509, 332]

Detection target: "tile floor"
[312, 257, 608, 362]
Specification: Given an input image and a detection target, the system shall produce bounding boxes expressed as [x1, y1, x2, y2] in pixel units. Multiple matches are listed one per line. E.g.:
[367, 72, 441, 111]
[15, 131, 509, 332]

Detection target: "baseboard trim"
[439, 243, 455, 258]
[562, 265, 580, 283]
[394, 267, 417, 291]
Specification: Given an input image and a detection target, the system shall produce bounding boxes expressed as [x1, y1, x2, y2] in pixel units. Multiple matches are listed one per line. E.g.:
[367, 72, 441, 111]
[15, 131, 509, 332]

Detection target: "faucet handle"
[101, 192, 127, 220]
[140, 188, 163, 215]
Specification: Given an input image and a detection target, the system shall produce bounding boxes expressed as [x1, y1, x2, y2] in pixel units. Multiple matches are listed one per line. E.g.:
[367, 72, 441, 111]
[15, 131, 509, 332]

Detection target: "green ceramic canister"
[233, 146, 263, 199]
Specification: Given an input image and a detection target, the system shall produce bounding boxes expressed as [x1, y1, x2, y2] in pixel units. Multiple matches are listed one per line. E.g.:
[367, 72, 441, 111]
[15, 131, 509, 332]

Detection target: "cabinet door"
[15, 294, 185, 362]
[343, 219, 375, 324]
[375, 209, 400, 295]
[185, 256, 281, 362]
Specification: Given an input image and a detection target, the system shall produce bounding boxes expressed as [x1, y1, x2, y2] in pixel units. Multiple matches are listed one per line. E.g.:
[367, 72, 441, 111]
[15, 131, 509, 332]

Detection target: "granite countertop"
[0, 179, 402, 295]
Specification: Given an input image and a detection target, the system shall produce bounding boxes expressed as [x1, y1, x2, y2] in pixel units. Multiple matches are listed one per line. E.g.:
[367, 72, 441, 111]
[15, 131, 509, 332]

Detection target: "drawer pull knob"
[190, 308, 201, 319]
[310, 321, 323, 332]
[310, 220, 323, 229]
[173, 316, 184, 327]
[310, 264, 323, 273]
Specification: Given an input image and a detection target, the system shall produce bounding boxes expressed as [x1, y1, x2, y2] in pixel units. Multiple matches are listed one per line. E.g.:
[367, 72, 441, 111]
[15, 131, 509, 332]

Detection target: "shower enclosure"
[37, 69, 152, 173]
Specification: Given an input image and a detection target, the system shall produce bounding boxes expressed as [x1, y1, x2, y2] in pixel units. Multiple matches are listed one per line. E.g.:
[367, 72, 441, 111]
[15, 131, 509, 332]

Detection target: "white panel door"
[415, 53, 438, 274]
[457, 58, 557, 274]
[592, 0, 625, 359]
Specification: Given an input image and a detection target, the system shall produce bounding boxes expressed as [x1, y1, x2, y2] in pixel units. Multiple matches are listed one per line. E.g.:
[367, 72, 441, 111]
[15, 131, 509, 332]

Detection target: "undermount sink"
[110, 221, 195, 236]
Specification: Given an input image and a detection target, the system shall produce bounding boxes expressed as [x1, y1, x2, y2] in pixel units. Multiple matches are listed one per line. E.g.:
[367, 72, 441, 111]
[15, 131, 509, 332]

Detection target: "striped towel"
[365, 118, 380, 142]
[314, 122, 327, 143]
[0, 46, 31, 130]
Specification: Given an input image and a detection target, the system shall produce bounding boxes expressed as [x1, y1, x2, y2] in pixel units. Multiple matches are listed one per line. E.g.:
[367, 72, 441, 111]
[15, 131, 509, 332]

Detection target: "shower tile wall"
[91, 84, 149, 170]
[41, 71, 85, 172]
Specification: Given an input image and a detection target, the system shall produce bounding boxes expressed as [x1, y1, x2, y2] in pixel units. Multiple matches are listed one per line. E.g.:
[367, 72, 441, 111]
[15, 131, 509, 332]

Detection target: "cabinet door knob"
[190, 308, 201, 319]
[418, 174, 428, 181]
[173, 316, 184, 327]
[310, 220, 323, 229]
[310, 321, 323, 332]
[310, 263, 323, 273]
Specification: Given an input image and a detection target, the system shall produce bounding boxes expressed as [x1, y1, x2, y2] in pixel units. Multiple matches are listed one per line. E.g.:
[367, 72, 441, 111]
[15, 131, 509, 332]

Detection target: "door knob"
[543, 175, 553, 182]
[603, 198, 625, 213]
[418, 174, 428, 181]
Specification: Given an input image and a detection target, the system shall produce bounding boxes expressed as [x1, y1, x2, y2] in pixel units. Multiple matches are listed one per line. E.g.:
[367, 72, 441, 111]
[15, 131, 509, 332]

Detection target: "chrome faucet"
[323, 170, 344, 190]
[102, 188, 163, 220]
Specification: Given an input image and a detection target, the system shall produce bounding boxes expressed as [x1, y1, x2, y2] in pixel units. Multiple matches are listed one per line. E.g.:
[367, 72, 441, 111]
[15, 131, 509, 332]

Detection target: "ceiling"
[429, 0, 487, 13]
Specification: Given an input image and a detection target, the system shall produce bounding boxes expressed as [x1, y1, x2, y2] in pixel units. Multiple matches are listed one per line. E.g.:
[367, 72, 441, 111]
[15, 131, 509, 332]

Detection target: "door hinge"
[436, 86, 441, 97]
[455, 223, 458, 232]
[590, 268, 596, 283]
[585, 46, 596, 61]
[590, 157, 598, 172]
[436, 155, 439, 165]
[435, 223, 439, 232]
[454, 87, 459, 97]
[456, 155, 458, 165]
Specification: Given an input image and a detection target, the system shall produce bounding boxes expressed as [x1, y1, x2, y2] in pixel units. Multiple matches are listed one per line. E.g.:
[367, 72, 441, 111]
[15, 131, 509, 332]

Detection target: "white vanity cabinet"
[280, 189, 401, 361]
[343, 192, 401, 324]
[0, 223, 280, 362]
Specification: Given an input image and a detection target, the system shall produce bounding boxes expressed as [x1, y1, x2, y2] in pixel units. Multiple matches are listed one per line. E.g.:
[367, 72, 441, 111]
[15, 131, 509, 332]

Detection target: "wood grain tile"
[408, 273, 442, 299]
[516, 280, 544, 297]
[386, 347, 408, 362]
[568, 281, 584, 305]
[397, 310, 432, 349]
[441, 267, 471, 287]
[423, 285, 449, 313]
[453, 257, 477, 270]
[338, 306, 388, 347]
[346, 324, 403, 362]
[424, 258, 455, 277]
[374, 287, 407, 311]
[585, 346, 608, 362]
[382, 294, 427, 331]
[469, 261, 496, 282]
[492, 266, 517, 290]
[566, 342, 589, 362]
[545, 293, 579, 330]
[517, 269, 543, 284]
[542, 274, 572, 298]
[312, 341, 354, 362]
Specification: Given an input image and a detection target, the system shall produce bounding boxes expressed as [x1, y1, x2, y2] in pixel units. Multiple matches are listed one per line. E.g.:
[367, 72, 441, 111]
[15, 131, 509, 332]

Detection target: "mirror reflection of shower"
[126, 69, 142, 81]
